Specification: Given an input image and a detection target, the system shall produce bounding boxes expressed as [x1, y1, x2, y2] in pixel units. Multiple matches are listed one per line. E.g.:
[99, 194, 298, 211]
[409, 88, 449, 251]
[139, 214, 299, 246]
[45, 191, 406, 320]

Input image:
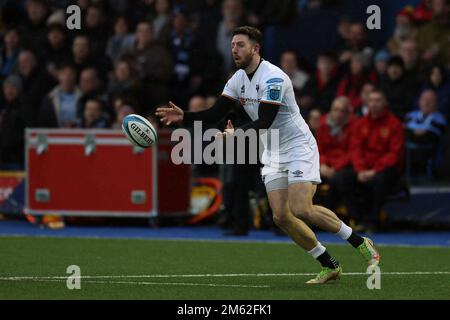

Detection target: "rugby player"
[156, 26, 380, 284]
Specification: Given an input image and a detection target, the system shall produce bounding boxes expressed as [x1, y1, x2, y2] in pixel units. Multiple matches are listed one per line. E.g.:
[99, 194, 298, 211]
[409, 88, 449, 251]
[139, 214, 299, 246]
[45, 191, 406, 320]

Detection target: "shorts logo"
[268, 84, 281, 101]
[292, 170, 303, 178]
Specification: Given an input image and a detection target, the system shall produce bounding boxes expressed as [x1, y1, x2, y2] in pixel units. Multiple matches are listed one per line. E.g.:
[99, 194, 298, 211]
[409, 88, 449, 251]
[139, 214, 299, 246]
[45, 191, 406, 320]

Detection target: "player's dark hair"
[232, 26, 263, 46]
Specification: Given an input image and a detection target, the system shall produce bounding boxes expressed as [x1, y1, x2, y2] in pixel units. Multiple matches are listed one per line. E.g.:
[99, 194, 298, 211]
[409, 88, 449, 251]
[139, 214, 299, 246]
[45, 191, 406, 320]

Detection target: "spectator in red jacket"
[318, 96, 354, 175]
[307, 108, 322, 137]
[336, 53, 377, 111]
[301, 51, 341, 114]
[349, 90, 404, 231]
[317, 96, 357, 219]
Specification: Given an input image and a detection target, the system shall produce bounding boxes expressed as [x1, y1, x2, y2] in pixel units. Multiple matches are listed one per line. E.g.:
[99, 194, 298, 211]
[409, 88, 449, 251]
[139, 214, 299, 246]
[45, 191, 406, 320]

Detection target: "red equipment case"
[25, 128, 191, 217]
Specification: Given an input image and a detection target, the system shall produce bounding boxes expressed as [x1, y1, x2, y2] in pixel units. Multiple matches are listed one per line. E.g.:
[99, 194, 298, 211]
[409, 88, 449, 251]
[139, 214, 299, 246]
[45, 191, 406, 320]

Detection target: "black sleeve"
[238, 102, 280, 131]
[183, 95, 237, 124]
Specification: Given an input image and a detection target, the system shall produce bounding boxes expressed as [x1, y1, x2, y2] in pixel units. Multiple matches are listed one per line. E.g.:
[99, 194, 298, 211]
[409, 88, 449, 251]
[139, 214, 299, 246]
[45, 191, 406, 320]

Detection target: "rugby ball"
[122, 114, 157, 148]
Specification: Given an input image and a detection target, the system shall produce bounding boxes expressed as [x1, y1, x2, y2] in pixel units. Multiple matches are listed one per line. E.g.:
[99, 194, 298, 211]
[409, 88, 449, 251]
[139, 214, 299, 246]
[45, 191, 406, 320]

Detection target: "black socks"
[317, 251, 340, 269]
[347, 232, 365, 248]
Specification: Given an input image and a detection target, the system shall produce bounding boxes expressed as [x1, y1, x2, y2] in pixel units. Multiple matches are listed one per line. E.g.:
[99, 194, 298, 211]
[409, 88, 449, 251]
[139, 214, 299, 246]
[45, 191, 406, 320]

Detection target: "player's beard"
[235, 53, 253, 70]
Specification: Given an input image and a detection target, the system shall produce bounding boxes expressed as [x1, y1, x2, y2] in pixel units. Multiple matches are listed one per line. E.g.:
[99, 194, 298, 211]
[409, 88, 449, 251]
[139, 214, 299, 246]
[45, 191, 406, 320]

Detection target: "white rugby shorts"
[261, 142, 321, 192]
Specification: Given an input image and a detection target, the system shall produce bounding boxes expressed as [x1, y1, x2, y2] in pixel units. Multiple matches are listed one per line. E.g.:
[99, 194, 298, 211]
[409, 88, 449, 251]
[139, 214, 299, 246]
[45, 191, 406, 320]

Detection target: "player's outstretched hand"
[215, 120, 235, 138]
[155, 101, 184, 125]
[225, 120, 235, 135]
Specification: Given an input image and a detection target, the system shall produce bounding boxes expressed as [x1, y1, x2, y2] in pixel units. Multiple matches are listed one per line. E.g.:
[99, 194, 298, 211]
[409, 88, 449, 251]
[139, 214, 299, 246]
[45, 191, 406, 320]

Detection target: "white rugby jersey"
[222, 60, 317, 164]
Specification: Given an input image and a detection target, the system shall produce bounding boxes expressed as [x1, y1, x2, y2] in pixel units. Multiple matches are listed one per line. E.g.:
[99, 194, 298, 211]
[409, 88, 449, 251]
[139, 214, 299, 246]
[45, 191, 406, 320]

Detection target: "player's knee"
[272, 210, 292, 228]
[290, 203, 314, 222]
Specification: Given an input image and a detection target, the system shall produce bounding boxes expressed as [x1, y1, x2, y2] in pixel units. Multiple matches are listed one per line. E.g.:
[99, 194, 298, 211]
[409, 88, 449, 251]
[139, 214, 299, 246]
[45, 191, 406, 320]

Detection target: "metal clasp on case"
[131, 190, 146, 204]
[85, 134, 96, 156]
[35, 189, 50, 202]
[36, 134, 48, 155]
[133, 145, 145, 154]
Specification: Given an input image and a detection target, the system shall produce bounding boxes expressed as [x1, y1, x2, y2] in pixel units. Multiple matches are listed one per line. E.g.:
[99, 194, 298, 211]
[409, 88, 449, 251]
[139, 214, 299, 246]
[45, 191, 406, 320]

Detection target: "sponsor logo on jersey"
[240, 97, 260, 106]
[266, 78, 284, 84]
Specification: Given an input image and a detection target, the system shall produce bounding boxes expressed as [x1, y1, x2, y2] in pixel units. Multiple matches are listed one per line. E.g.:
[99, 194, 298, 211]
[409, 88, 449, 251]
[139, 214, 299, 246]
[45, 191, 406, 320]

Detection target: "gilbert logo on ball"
[122, 114, 157, 148]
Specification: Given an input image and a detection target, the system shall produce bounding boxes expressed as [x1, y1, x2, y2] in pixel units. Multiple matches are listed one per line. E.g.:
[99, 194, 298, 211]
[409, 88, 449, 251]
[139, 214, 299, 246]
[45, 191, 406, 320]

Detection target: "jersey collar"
[246, 58, 264, 81]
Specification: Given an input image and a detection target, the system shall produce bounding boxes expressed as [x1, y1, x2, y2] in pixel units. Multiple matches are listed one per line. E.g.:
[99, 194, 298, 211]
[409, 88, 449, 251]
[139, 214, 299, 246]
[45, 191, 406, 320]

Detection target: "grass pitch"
[0, 236, 449, 300]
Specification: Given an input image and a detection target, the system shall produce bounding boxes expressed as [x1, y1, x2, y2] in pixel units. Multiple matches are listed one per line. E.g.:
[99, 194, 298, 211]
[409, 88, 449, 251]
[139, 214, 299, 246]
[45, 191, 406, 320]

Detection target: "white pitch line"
[18, 278, 270, 289]
[343, 271, 450, 275]
[0, 271, 449, 281]
[0, 272, 449, 289]
[90, 280, 270, 289]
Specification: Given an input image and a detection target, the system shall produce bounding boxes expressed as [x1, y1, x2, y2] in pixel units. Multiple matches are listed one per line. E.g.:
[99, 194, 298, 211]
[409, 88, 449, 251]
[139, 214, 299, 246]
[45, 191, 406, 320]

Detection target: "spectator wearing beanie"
[379, 56, 419, 119]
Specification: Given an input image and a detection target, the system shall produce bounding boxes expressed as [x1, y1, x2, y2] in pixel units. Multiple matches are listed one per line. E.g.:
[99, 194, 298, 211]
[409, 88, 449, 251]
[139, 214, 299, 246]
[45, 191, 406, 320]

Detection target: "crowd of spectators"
[0, 0, 449, 231]
[302, 0, 449, 230]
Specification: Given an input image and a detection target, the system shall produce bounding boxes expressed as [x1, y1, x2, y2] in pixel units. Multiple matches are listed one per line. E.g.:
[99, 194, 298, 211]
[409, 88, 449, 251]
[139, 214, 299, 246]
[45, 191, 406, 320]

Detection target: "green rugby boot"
[306, 266, 342, 284]
[358, 237, 381, 266]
